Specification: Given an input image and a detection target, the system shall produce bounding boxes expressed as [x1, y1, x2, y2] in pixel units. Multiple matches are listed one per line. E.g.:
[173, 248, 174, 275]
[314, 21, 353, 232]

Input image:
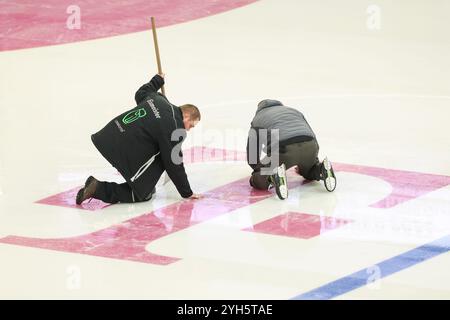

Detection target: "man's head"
[180, 104, 201, 131]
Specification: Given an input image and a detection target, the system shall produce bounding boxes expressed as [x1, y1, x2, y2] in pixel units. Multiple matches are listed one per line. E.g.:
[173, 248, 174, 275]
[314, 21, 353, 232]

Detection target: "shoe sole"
[323, 158, 336, 192]
[75, 188, 85, 205]
[275, 164, 288, 200]
[76, 176, 96, 205]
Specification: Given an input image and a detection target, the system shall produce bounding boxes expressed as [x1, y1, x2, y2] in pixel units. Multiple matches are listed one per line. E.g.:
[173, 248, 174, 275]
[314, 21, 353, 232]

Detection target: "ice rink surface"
[1, 0, 449, 299]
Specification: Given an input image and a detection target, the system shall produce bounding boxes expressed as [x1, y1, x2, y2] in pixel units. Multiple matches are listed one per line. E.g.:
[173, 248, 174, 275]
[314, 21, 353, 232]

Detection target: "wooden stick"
[151, 16, 170, 185]
[151, 17, 165, 96]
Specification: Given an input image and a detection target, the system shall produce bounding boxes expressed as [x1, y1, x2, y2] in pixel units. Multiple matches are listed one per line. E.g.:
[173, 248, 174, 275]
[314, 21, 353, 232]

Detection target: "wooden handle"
[151, 17, 165, 96]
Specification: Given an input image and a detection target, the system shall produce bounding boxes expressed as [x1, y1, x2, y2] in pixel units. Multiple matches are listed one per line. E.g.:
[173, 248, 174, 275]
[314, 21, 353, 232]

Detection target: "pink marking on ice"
[0, 0, 258, 51]
[3, 147, 450, 265]
[34, 147, 450, 212]
[185, 147, 450, 209]
[2, 177, 303, 265]
[244, 212, 352, 239]
[34, 146, 249, 211]
[333, 163, 450, 208]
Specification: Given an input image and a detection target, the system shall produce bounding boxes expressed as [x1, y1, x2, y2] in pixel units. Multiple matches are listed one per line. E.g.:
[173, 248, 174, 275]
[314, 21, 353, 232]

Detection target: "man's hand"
[188, 193, 202, 199]
[158, 73, 165, 79]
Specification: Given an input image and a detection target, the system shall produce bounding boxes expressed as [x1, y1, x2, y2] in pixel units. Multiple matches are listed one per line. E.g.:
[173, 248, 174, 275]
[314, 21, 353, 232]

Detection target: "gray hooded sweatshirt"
[246, 99, 316, 169]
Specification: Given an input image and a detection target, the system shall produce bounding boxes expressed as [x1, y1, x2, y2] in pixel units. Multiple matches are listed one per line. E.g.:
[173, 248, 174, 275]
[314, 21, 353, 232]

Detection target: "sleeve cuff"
[181, 190, 193, 198]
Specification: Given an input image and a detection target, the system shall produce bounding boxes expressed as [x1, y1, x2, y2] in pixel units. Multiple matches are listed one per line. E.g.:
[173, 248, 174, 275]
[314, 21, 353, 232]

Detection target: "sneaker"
[321, 157, 336, 192]
[269, 163, 288, 200]
[76, 176, 98, 205]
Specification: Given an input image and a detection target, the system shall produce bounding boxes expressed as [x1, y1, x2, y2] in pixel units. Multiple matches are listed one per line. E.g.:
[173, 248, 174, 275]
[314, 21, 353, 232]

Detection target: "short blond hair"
[180, 104, 201, 121]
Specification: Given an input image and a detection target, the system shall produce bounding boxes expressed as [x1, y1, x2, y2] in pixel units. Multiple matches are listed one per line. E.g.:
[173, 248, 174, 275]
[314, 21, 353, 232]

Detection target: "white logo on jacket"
[147, 99, 161, 119]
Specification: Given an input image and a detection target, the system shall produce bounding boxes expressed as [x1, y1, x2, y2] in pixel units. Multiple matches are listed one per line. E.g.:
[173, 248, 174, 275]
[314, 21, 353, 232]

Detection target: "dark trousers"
[93, 181, 155, 204]
[250, 139, 322, 190]
[93, 159, 164, 204]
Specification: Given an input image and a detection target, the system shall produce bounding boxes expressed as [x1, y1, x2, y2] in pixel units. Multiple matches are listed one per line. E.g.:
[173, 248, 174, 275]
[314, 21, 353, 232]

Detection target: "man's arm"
[156, 125, 194, 199]
[134, 74, 165, 105]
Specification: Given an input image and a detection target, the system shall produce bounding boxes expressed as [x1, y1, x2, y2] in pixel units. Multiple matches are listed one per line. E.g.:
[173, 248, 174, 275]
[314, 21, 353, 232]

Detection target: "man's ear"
[183, 112, 192, 122]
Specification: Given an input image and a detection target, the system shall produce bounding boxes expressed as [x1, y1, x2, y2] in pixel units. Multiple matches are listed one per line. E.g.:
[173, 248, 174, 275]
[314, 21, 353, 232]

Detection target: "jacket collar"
[174, 105, 184, 129]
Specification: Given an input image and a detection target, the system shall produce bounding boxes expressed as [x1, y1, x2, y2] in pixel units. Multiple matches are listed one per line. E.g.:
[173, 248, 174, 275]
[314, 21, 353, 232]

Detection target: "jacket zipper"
[130, 152, 160, 182]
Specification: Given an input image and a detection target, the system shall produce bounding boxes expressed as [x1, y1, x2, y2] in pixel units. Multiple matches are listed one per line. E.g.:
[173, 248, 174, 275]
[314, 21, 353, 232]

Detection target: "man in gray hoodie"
[246, 99, 336, 200]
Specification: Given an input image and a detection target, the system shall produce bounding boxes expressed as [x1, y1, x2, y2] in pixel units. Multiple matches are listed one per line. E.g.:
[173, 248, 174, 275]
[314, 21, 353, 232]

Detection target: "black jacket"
[91, 74, 193, 200]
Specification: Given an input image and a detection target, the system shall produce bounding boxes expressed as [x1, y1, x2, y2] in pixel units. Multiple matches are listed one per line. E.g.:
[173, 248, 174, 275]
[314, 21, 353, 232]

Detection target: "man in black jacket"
[76, 73, 201, 205]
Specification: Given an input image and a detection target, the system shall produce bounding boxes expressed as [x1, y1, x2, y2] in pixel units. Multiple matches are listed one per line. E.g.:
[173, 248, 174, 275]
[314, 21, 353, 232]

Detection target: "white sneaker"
[269, 164, 288, 200]
[321, 157, 336, 192]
